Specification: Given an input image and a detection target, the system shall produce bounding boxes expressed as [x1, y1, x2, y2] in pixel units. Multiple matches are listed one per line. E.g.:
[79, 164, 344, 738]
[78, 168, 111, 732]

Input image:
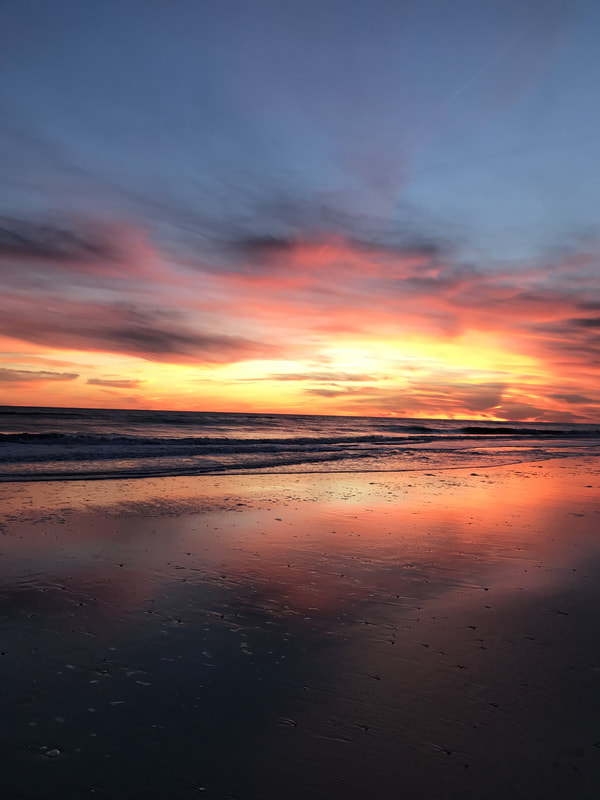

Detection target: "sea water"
[1, 405, 599, 481]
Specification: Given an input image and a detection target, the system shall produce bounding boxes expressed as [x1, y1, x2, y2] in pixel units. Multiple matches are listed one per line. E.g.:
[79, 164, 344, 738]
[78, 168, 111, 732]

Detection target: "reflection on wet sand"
[1, 458, 600, 798]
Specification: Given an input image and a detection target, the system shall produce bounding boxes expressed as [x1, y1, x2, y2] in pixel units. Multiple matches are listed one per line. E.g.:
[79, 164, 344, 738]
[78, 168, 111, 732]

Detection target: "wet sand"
[1, 457, 600, 799]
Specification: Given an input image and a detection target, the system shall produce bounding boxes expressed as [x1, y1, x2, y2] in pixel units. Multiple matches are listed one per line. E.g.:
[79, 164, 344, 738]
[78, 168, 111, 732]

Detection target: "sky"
[1, 0, 599, 421]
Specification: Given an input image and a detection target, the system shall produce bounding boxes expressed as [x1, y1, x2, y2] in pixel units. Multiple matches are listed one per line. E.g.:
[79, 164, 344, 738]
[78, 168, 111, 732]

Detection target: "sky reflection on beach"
[1, 460, 600, 798]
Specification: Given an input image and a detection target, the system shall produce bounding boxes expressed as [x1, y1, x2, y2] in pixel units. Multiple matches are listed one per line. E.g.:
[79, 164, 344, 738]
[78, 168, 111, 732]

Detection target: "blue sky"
[2, 0, 598, 257]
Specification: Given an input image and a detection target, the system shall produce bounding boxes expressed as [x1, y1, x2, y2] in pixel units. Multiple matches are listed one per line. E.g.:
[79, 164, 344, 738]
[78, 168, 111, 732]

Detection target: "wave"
[2, 425, 598, 449]
[0, 431, 430, 446]
[2, 409, 599, 482]
[0, 432, 385, 474]
[459, 426, 600, 437]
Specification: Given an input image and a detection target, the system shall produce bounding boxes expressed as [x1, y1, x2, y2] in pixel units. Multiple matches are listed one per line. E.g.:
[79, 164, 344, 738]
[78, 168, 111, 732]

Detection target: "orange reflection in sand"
[2, 461, 598, 624]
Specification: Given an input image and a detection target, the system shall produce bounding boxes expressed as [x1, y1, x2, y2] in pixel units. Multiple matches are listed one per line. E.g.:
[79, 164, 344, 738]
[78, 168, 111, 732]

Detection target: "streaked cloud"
[267, 372, 375, 382]
[87, 378, 144, 388]
[0, 294, 275, 364]
[0, 216, 118, 263]
[306, 385, 381, 398]
[0, 368, 79, 383]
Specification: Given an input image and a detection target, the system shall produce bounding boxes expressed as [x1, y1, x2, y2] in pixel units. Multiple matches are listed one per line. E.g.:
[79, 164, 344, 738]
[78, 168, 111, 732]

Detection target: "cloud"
[0, 297, 275, 364]
[222, 233, 446, 291]
[414, 381, 507, 412]
[0, 216, 118, 263]
[549, 392, 594, 404]
[232, 235, 297, 257]
[87, 378, 144, 388]
[268, 371, 375, 382]
[0, 368, 79, 383]
[362, 380, 508, 416]
[569, 317, 600, 329]
[216, 233, 600, 359]
[306, 385, 380, 398]
[232, 232, 443, 263]
[492, 401, 578, 423]
[0, 215, 170, 298]
[318, 371, 593, 421]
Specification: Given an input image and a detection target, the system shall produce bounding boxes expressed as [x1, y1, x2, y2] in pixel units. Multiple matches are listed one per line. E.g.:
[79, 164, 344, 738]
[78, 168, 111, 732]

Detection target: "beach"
[1, 456, 600, 798]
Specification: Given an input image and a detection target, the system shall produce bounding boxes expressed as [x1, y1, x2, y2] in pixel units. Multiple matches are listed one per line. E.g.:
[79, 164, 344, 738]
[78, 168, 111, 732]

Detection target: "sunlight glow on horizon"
[0, 306, 594, 421]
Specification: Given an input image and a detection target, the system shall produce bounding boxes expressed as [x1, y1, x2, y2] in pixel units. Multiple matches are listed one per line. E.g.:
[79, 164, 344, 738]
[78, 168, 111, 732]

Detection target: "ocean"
[1, 405, 599, 482]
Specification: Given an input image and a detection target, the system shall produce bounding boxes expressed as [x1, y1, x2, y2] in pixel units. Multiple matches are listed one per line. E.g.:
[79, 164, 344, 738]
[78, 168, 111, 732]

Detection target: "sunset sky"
[1, 0, 599, 420]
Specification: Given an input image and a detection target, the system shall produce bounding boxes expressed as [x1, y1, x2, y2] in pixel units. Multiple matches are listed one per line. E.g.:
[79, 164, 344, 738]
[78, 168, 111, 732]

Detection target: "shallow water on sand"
[1, 459, 600, 798]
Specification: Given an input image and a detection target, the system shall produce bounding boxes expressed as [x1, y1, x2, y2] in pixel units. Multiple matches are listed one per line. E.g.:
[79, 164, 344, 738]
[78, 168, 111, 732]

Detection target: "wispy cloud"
[87, 378, 144, 389]
[0, 295, 275, 364]
[306, 385, 381, 398]
[0, 368, 79, 383]
[0, 216, 118, 263]
[267, 371, 375, 382]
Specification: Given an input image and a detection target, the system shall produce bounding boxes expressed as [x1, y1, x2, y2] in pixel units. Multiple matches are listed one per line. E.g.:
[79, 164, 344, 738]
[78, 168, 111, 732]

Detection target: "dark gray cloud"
[0, 216, 118, 263]
[569, 317, 600, 329]
[233, 235, 297, 257]
[0, 368, 79, 383]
